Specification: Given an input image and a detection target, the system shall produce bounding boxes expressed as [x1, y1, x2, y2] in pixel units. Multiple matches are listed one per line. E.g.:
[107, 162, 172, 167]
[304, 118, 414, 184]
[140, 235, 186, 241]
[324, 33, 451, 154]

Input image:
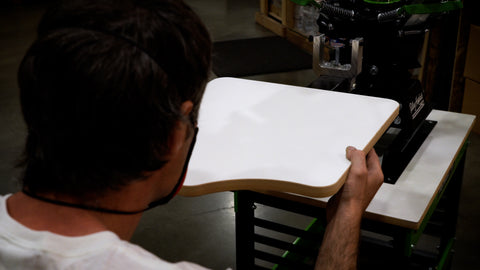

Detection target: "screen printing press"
[179, 77, 475, 269]
[180, 1, 475, 268]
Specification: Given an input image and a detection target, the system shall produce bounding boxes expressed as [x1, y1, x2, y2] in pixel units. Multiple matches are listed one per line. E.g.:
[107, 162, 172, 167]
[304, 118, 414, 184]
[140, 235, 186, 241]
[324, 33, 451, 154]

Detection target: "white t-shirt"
[0, 194, 209, 270]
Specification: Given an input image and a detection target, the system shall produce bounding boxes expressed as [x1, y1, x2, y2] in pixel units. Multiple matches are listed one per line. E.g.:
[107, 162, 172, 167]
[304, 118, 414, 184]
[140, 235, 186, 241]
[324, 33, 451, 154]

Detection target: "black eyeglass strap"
[22, 188, 146, 215]
[146, 127, 198, 208]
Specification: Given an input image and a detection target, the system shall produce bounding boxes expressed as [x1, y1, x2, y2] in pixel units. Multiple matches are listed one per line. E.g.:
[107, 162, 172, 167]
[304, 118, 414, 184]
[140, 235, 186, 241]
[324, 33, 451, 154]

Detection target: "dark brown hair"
[17, 0, 212, 197]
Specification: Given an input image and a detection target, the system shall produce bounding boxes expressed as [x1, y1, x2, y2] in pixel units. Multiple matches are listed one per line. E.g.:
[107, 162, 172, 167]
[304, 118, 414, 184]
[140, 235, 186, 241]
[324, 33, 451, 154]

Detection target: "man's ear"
[167, 101, 194, 156]
[180, 100, 194, 119]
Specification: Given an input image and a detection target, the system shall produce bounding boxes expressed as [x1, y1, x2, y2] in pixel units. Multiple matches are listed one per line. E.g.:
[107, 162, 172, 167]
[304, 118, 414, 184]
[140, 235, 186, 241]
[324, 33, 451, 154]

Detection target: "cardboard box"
[462, 79, 480, 134]
[464, 24, 480, 83]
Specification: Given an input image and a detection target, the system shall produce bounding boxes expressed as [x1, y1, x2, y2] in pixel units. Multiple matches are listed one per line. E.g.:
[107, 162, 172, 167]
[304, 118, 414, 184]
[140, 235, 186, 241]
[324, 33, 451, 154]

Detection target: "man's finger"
[346, 146, 366, 167]
[346, 146, 367, 178]
[366, 149, 384, 187]
[366, 149, 381, 171]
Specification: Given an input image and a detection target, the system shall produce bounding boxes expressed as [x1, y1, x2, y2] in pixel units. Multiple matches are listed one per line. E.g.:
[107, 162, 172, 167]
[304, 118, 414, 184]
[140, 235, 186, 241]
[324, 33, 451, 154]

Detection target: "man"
[0, 0, 383, 269]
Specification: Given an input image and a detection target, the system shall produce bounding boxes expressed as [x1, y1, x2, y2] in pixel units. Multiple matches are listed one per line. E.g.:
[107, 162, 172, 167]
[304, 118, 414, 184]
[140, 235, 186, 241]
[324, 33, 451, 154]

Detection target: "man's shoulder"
[0, 202, 208, 270]
[91, 239, 210, 270]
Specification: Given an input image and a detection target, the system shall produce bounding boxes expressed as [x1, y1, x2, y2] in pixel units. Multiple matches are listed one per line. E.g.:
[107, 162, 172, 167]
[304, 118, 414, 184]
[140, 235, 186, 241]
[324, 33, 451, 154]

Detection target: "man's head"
[17, 0, 212, 199]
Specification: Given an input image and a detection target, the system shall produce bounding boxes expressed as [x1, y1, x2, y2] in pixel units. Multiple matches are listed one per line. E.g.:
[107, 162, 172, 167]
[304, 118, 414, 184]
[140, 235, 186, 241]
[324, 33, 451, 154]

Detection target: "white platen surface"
[180, 77, 399, 197]
[363, 110, 476, 228]
[264, 110, 476, 229]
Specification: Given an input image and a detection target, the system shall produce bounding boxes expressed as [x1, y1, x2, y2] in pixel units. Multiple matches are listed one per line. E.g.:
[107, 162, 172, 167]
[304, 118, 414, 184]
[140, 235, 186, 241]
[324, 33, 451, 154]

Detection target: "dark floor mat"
[212, 36, 312, 77]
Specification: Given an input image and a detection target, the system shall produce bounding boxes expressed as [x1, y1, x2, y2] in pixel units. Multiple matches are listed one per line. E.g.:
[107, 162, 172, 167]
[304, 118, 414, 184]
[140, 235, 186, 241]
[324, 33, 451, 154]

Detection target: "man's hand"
[316, 147, 384, 270]
[327, 147, 384, 222]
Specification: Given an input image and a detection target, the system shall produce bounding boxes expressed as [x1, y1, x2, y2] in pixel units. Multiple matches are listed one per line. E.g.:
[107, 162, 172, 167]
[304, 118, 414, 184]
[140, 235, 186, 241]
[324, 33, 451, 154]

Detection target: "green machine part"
[288, 0, 463, 15]
[363, 0, 401, 4]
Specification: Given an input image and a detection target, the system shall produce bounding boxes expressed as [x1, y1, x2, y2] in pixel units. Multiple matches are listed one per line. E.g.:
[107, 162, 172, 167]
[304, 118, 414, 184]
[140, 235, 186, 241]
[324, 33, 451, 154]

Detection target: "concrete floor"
[1, 1, 479, 269]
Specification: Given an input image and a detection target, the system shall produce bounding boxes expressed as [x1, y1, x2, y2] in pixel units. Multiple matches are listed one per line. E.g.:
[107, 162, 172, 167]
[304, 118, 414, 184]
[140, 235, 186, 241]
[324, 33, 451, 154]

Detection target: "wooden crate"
[255, 0, 313, 54]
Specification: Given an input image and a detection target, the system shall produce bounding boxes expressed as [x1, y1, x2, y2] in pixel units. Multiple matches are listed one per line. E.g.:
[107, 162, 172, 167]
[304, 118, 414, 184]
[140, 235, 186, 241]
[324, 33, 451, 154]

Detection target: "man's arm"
[315, 147, 384, 270]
